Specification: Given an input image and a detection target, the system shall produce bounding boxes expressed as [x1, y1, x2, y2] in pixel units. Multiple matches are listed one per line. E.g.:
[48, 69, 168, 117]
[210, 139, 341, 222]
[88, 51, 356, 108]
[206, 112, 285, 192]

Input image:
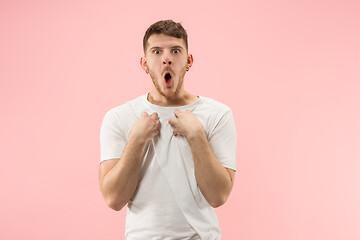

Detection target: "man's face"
[141, 34, 193, 98]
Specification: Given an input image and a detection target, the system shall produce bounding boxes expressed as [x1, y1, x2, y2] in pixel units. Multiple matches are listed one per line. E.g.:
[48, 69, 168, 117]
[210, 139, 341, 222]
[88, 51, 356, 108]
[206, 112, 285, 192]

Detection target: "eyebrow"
[171, 45, 184, 50]
[149, 45, 184, 51]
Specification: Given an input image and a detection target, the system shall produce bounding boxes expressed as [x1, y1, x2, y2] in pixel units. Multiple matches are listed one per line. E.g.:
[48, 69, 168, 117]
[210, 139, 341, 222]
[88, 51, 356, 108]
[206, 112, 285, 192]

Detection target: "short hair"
[143, 20, 188, 53]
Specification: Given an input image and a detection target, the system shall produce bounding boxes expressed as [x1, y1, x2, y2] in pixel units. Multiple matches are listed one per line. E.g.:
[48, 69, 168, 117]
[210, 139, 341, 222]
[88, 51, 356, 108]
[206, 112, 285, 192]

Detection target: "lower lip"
[165, 78, 173, 87]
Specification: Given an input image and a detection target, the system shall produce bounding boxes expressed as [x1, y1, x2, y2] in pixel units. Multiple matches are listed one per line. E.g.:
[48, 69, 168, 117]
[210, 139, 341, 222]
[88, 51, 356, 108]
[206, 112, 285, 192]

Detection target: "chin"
[162, 90, 177, 98]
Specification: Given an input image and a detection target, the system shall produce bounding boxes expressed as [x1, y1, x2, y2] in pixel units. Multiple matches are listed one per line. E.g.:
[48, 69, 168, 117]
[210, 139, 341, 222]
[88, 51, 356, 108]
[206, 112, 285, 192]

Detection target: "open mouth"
[164, 72, 173, 87]
[164, 73, 172, 83]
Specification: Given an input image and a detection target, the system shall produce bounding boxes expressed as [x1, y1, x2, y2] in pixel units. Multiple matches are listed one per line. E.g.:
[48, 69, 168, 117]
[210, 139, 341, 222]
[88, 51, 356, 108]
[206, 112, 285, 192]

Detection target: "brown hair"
[143, 20, 188, 53]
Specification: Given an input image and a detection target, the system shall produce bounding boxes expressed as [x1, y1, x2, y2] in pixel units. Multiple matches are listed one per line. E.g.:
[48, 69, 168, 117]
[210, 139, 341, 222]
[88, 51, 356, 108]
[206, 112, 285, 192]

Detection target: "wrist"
[128, 132, 148, 146]
[186, 128, 206, 143]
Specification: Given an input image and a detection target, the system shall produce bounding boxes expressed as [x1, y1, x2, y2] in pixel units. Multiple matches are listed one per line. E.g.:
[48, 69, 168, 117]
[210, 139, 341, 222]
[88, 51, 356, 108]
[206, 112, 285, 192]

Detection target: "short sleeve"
[99, 109, 127, 164]
[208, 110, 237, 171]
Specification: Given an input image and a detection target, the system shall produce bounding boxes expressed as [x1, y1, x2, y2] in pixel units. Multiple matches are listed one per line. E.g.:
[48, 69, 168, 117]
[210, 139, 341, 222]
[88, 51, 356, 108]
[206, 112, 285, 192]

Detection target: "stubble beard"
[149, 65, 187, 98]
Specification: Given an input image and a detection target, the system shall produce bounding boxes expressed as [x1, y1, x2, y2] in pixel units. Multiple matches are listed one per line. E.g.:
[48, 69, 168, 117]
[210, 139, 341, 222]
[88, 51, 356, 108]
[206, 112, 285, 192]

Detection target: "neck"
[148, 90, 198, 107]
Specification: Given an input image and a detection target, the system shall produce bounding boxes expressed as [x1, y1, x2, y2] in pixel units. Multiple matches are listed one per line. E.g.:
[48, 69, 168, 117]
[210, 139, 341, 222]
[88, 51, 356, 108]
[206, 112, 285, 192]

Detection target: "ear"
[187, 54, 194, 69]
[140, 57, 148, 72]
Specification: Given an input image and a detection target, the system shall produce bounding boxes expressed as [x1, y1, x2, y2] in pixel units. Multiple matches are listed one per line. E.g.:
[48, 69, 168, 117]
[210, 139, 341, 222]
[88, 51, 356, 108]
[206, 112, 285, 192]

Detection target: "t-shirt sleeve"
[208, 110, 237, 171]
[99, 109, 127, 164]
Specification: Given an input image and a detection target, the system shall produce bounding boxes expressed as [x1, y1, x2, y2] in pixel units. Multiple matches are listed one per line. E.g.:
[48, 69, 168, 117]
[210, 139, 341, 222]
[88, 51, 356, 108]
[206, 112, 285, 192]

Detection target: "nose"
[162, 52, 172, 65]
[163, 60, 172, 65]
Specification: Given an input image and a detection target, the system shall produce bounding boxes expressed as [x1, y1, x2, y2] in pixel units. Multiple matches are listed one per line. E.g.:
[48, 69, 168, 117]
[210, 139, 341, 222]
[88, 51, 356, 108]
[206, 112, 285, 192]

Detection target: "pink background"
[1, 0, 359, 239]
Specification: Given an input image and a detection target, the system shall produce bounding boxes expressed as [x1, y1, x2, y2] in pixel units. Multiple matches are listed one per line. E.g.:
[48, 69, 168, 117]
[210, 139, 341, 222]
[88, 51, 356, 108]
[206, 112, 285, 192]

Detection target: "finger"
[173, 129, 178, 136]
[150, 112, 159, 119]
[174, 109, 181, 118]
[141, 112, 149, 118]
[168, 119, 178, 127]
[155, 120, 161, 129]
[155, 129, 160, 136]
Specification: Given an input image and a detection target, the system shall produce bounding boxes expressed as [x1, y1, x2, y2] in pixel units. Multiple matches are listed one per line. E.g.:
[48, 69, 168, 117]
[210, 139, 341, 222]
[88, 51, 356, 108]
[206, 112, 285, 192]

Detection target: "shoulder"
[194, 96, 234, 135]
[125, 94, 148, 116]
[197, 96, 232, 116]
[102, 94, 146, 124]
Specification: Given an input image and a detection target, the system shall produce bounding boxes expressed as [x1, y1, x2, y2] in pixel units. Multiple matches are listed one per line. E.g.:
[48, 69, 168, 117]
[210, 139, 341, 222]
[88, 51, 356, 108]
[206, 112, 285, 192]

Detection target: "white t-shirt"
[100, 93, 236, 240]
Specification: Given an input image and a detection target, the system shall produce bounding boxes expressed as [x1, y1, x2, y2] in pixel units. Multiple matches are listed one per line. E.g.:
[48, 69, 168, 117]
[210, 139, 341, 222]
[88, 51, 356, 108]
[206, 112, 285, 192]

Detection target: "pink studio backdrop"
[1, 0, 359, 239]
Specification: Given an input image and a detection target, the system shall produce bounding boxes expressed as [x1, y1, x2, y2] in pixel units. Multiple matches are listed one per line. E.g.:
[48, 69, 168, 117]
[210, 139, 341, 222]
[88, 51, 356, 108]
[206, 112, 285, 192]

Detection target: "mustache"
[162, 66, 175, 76]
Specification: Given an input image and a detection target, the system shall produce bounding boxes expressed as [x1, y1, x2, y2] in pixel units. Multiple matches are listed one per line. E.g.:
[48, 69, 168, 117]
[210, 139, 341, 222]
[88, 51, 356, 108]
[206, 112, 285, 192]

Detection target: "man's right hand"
[99, 112, 161, 211]
[129, 112, 161, 143]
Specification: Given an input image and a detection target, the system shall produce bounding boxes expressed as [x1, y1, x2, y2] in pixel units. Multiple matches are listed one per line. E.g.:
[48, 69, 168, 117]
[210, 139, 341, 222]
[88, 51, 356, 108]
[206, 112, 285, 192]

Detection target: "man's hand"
[99, 112, 160, 211]
[129, 112, 161, 143]
[169, 109, 234, 208]
[168, 109, 204, 141]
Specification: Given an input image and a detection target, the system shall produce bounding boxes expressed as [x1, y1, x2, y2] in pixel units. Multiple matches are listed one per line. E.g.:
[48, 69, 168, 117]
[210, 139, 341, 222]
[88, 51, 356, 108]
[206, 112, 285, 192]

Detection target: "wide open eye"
[153, 50, 160, 54]
[172, 49, 180, 54]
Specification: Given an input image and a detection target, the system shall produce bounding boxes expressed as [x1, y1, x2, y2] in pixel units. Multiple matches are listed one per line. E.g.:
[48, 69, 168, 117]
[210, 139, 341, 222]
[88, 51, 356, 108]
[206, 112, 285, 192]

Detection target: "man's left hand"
[168, 109, 205, 141]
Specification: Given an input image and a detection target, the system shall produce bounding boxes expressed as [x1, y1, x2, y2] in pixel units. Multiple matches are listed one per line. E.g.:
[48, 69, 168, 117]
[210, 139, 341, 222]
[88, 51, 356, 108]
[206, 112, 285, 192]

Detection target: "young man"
[99, 20, 236, 240]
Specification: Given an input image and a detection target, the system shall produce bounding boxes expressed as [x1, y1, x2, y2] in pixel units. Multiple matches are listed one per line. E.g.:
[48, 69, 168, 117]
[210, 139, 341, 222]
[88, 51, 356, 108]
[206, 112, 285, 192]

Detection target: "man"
[99, 20, 236, 240]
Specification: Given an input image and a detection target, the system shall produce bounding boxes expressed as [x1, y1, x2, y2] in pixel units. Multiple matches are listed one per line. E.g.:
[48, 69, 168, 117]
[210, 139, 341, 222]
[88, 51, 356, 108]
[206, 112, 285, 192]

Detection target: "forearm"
[100, 137, 146, 211]
[188, 132, 233, 208]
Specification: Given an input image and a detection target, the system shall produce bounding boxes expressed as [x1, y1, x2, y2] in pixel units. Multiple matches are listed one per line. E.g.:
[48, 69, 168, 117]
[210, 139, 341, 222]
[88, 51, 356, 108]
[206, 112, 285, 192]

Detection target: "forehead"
[147, 34, 186, 50]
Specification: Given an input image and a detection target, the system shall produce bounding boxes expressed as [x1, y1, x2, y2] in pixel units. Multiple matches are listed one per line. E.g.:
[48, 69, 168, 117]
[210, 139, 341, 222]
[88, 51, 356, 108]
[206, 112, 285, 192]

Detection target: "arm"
[99, 112, 161, 211]
[169, 110, 235, 208]
[188, 130, 235, 208]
